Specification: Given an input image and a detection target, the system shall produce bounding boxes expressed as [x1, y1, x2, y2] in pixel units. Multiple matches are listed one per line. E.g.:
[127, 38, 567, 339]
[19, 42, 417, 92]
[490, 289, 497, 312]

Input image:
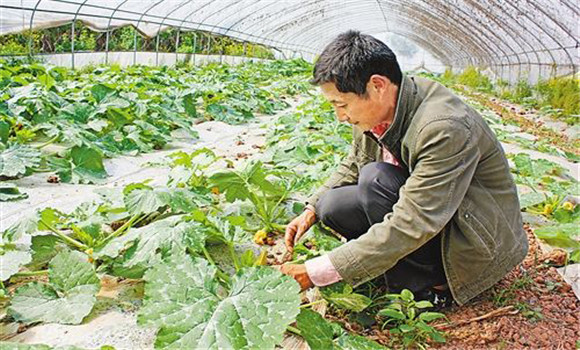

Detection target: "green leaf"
[37, 74, 55, 90]
[0, 234, 32, 281]
[2, 213, 39, 241]
[28, 234, 65, 270]
[183, 93, 197, 118]
[97, 215, 205, 268]
[519, 191, 546, 209]
[124, 187, 206, 215]
[377, 308, 406, 320]
[414, 300, 434, 309]
[320, 282, 371, 312]
[138, 253, 301, 349]
[209, 170, 251, 202]
[8, 250, 100, 324]
[124, 188, 171, 215]
[0, 144, 41, 178]
[335, 333, 386, 349]
[209, 161, 279, 202]
[50, 146, 108, 184]
[399, 324, 414, 333]
[535, 223, 580, 249]
[0, 120, 9, 143]
[91, 84, 115, 103]
[401, 289, 414, 302]
[0, 182, 28, 201]
[296, 309, 335, 350]
[418, 312, 446, 322]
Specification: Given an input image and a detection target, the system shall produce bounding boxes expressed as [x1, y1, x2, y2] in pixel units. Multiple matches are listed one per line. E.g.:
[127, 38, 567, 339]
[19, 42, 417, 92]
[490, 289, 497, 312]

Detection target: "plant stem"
[201, 246, 216, 265]
[299, 299, 326, 309]
[11, 270, 49, 278]
[39, 219, 88, 250]
[228, 243, 240, 272]
[286, 325, 302, 336]
[100, 213, 141, 246]
[34, 135, 59, 149]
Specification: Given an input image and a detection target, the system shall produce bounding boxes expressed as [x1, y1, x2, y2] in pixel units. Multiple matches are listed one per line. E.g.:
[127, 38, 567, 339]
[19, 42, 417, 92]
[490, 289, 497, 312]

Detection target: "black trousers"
[316, 162, 447, 294]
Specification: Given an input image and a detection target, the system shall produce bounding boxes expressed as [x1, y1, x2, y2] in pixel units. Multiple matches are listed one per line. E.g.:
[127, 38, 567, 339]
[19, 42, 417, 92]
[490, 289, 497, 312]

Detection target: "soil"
[322, 226, 580, 349]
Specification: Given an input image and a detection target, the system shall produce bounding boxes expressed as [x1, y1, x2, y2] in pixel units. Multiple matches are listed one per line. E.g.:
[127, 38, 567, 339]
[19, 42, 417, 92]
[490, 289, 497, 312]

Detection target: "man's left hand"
[274, 264, 314, 291]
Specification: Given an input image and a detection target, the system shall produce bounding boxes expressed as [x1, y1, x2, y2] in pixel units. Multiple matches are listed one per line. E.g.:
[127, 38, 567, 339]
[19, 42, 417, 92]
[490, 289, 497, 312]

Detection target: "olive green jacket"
[306, 75, 528, 305]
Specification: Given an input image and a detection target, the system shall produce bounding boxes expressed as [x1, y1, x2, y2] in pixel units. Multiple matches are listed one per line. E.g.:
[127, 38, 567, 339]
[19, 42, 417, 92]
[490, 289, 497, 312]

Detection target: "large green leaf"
[8, 250, 100, 324]
[138, 253, 301, 349]
[209, 161, 278, 202]
[0, 234, 32, 281]
[535, 223, 580, 249]
[296, 309, 385, 350]
[0, 182, 28, 202]
[124, 187, 206, 215]
[0, 144, 41, 178]
[295, 309, 335, 350]
[50, 146, 108, 184]
[97, 215, 205, 268]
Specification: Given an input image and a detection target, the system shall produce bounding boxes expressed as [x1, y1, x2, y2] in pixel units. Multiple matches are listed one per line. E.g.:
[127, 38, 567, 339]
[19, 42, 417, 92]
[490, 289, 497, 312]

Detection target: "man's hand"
[274, 264, 314, 291]
[285, 209, 317, 253]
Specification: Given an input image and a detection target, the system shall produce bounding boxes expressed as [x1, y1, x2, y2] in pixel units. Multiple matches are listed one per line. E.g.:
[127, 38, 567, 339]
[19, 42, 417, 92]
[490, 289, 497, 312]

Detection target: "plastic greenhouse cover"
[0, 0, 578, 78]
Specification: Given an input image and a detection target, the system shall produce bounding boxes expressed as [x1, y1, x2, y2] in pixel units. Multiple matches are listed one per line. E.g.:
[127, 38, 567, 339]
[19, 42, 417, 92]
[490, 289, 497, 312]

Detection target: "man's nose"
[337, 111, 349, 123]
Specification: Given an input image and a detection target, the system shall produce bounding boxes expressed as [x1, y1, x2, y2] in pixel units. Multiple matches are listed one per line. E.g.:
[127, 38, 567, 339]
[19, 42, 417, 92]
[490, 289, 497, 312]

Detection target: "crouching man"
[279, 31, 528, 306]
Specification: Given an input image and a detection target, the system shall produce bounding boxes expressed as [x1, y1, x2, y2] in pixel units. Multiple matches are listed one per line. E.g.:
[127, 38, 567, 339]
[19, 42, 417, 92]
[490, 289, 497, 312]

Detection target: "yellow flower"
[253, 230, 268, 245]
[211, 187, 220, 195]
[562, 201, 575, 211]
[543, 204, 554, 215]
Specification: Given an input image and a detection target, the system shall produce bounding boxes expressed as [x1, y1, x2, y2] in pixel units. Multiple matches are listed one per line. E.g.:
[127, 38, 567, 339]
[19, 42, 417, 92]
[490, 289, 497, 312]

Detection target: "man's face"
[320, 75, 398, 132]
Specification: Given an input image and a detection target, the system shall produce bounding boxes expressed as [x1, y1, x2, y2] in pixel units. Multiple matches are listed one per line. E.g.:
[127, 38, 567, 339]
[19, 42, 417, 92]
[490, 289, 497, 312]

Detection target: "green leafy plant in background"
[376, 289, 446, 349]
[209, 161, 294, 234]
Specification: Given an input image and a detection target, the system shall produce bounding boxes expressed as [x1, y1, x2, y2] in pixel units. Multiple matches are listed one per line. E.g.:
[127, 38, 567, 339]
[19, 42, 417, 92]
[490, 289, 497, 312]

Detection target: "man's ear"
[368, 75, 389, 94]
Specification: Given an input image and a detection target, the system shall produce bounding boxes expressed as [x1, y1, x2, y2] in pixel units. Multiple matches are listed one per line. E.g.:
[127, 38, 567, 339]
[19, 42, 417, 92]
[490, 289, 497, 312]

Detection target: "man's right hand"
[285, 208, 317, 253]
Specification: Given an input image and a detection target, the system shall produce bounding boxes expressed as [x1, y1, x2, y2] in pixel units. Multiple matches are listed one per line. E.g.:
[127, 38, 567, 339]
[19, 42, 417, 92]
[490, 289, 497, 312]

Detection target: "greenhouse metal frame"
[0, 0, 578, 82]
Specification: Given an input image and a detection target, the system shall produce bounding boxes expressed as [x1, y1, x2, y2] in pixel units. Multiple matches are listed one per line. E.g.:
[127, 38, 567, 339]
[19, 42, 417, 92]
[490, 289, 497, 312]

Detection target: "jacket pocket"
[455, 198, 498, 259]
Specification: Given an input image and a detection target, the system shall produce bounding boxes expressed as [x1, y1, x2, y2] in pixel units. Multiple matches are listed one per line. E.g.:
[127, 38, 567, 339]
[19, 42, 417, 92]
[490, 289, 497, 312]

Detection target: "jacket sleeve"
[305, 131, 360, 208]
[328, 118, 481, 285]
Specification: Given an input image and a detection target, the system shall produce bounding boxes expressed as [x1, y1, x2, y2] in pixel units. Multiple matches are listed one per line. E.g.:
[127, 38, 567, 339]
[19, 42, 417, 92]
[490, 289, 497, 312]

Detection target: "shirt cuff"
[305, 255, 343, 287]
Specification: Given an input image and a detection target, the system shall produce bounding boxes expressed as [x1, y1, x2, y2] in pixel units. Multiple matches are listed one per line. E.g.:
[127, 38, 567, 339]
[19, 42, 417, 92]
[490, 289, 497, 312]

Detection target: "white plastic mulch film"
[0, 0, 578, 81]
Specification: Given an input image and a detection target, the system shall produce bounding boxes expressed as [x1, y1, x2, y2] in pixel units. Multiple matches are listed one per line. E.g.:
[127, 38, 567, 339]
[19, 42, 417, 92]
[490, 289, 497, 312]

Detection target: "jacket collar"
[364, 74, 419, 163]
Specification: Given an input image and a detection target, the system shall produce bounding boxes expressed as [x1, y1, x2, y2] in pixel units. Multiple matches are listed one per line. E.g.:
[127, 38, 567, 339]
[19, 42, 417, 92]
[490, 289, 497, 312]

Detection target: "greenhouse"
[0, 1, 578, 349]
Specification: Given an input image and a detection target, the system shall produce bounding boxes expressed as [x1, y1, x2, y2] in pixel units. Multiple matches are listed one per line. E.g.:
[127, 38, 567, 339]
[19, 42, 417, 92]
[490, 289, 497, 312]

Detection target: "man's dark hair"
[311, 30, 402, 96]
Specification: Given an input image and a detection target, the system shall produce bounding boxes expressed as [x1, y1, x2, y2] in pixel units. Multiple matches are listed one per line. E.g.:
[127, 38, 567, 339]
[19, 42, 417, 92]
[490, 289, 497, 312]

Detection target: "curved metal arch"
[238, 0, 494, 64]
[253, 0, 493, 64]
[105, 0, 129, 64]
[27, 0, 43, 55]
[172, 0, 316, 55]
[189, 0, 284, 53]
[49, 0, 316, 55]
[388, 0, 504, 68]
[70, 0, 90, 69]
[226, 0, 327, 53]
[269, 4, 490, 66]
[154, 0, 190, 65]
[462, 0, 537, 81]
[288, 14, 461, 65]
[525, 0, 576, 77]
[410, 0, 518, 79]
[133, 0, 170, 64]
[396, 0, 518, 72]
[384, 28, 453, 67]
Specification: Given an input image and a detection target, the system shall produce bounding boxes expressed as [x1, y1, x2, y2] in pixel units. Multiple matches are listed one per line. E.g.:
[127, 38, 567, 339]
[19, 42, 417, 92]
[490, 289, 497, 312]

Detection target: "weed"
[376, 289, 447, 349]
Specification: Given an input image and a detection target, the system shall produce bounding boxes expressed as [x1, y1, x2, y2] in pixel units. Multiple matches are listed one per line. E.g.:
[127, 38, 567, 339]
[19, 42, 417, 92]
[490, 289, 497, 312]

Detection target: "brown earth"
[323, 225, 580, 349]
